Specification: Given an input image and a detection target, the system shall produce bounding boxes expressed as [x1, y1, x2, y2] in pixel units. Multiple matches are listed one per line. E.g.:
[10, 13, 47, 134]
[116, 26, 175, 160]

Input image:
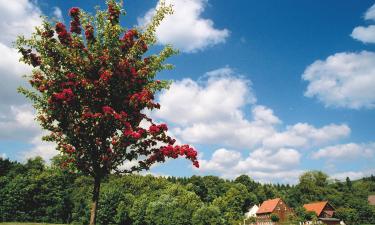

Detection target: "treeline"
[0, 157, 374, 225]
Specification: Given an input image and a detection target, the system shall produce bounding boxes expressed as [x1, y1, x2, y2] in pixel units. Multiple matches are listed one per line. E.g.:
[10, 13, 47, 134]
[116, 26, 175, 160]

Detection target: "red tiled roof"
[303, 201, 328, 216]
[256, 198, 281, 214]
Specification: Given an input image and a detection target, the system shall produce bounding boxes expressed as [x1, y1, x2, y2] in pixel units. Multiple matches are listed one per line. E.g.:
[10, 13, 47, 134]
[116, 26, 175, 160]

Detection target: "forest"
[1, 156, 374, 225]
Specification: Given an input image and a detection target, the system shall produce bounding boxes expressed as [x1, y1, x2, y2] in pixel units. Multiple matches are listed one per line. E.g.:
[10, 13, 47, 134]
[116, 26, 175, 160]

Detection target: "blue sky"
[0, 0, 375, 183]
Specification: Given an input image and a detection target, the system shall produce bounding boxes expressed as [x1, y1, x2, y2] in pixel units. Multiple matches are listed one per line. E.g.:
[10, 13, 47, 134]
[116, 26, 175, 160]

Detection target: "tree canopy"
[1, 158, 374, 225]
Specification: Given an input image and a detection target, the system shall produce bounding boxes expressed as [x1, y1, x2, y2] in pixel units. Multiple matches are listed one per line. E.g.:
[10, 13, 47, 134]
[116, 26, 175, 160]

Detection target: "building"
[256, 198, 293, 224]
[368, 195, 375, 206]
[245, 204, 259, 219]
[303, 201, 340, 225]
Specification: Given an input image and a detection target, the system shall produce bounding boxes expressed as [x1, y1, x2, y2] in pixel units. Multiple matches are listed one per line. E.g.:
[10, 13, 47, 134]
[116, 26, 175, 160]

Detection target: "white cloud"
[351, 25, 375, 44]
[303, 51, 375, 109]
[138, 0, 229, 53]
[198, 147, 303, 183]
[312, 142, 375, 160]
[0, 105, 40, 140]
[153, 67, 356, 182]
[351, 4, 375, 43]
[198, 148, 241, 173]
[155, 67, 350, 150]
[0, 0, 42, 46]
[0, 43, 32, 108]
[0, 0, 40, 110]
[364, 4, 375, 21]
[0, 0, 57, 161]
[154, 67, 255, 126]
[52, 7, 63, 21]
[235, 148, 301, 172]
[22, 133, 57, 162]
[262, 123, 350, 149]
[0, 105, 56, 161]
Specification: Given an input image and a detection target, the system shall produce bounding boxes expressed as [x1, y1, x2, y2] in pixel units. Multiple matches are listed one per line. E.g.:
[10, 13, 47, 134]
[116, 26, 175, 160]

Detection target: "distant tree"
[297, 171, 329, 203]
[186, 176, 209, 202]
[129, 194, 150, 225]
[16, 1, 199, 224]
[0, 157, 13, 177]
[192, 205, 224, 225]
[345, 177, 353, 190]
[145, 185, 202, 225]
[234, 175, 259, 193]
[213, 183, 250, 224]
[114, 193, 135, 225]
[335, 207, 359, 225]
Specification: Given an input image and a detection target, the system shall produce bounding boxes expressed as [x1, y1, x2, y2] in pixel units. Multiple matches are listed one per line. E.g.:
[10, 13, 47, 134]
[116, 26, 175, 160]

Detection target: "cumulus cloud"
[302, 51, 375, 109]
[138, 0, 229, 53]
[0, 43, 31, 109]
[22, 133, 57, 162]
[0, 105, 40, 140]
[351, 4, 375, 43]
[0, 0, 42, 46]
[351, 25, 375, 44]
[262, 123, 350, 149]
[312, 142, 375, 160]
[0, 0, 57, 161]
[52, 7, 63, 21]
[364, 4, 375, 21]
[198, 148, 242, 173]
[0, 0, 41, 110]
[155, 67, 350, 150]
[154, 67, 255, 126]
[198, 147, 303, 183]
[154, 67, 356, 182]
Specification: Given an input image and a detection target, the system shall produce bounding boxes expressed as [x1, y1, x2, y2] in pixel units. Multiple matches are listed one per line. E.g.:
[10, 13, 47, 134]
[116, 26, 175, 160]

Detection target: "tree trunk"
[89, 176, 101, 225]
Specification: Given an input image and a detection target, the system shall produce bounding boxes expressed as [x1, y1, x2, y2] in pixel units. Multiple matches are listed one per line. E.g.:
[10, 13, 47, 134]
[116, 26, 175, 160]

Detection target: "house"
[245, 204, 259, 218]
[368, 195, 375, 206]
[303, 201, 340, 225]
[256, 198, 293, 224]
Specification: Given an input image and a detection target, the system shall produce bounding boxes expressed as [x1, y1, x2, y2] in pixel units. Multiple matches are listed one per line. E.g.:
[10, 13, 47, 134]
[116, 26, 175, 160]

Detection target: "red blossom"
[100, 70, 112, 82]
[158, 144, 199, 167]
[108, 3, 120, 24]
[66, 73, 76, 80]
[102, 106, 114, 114]
[38, 85, 46, 92]
[149, 125, 160, 134]
[124, 29, 138, 40]
[70, 20, 81, 34]
[57, 29, 72, 46]
[131, 132, 141, 139]
[149, 123, 168, 134]
[53, 88, 74, 102]
[69, 7, 80, 17]
[60, 81, 76, 88]
[84, 24, 95, 41]
[55, 22, 66, 33]
[130, 67, 138, 77]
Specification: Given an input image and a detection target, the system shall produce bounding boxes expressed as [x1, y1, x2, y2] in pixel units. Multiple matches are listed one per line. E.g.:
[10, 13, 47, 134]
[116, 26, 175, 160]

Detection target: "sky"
[0, 0, 375, 183]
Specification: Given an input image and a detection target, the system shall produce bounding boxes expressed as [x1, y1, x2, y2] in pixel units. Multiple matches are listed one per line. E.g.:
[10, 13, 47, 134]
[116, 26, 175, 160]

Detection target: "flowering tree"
[16, 1, 199, 224]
